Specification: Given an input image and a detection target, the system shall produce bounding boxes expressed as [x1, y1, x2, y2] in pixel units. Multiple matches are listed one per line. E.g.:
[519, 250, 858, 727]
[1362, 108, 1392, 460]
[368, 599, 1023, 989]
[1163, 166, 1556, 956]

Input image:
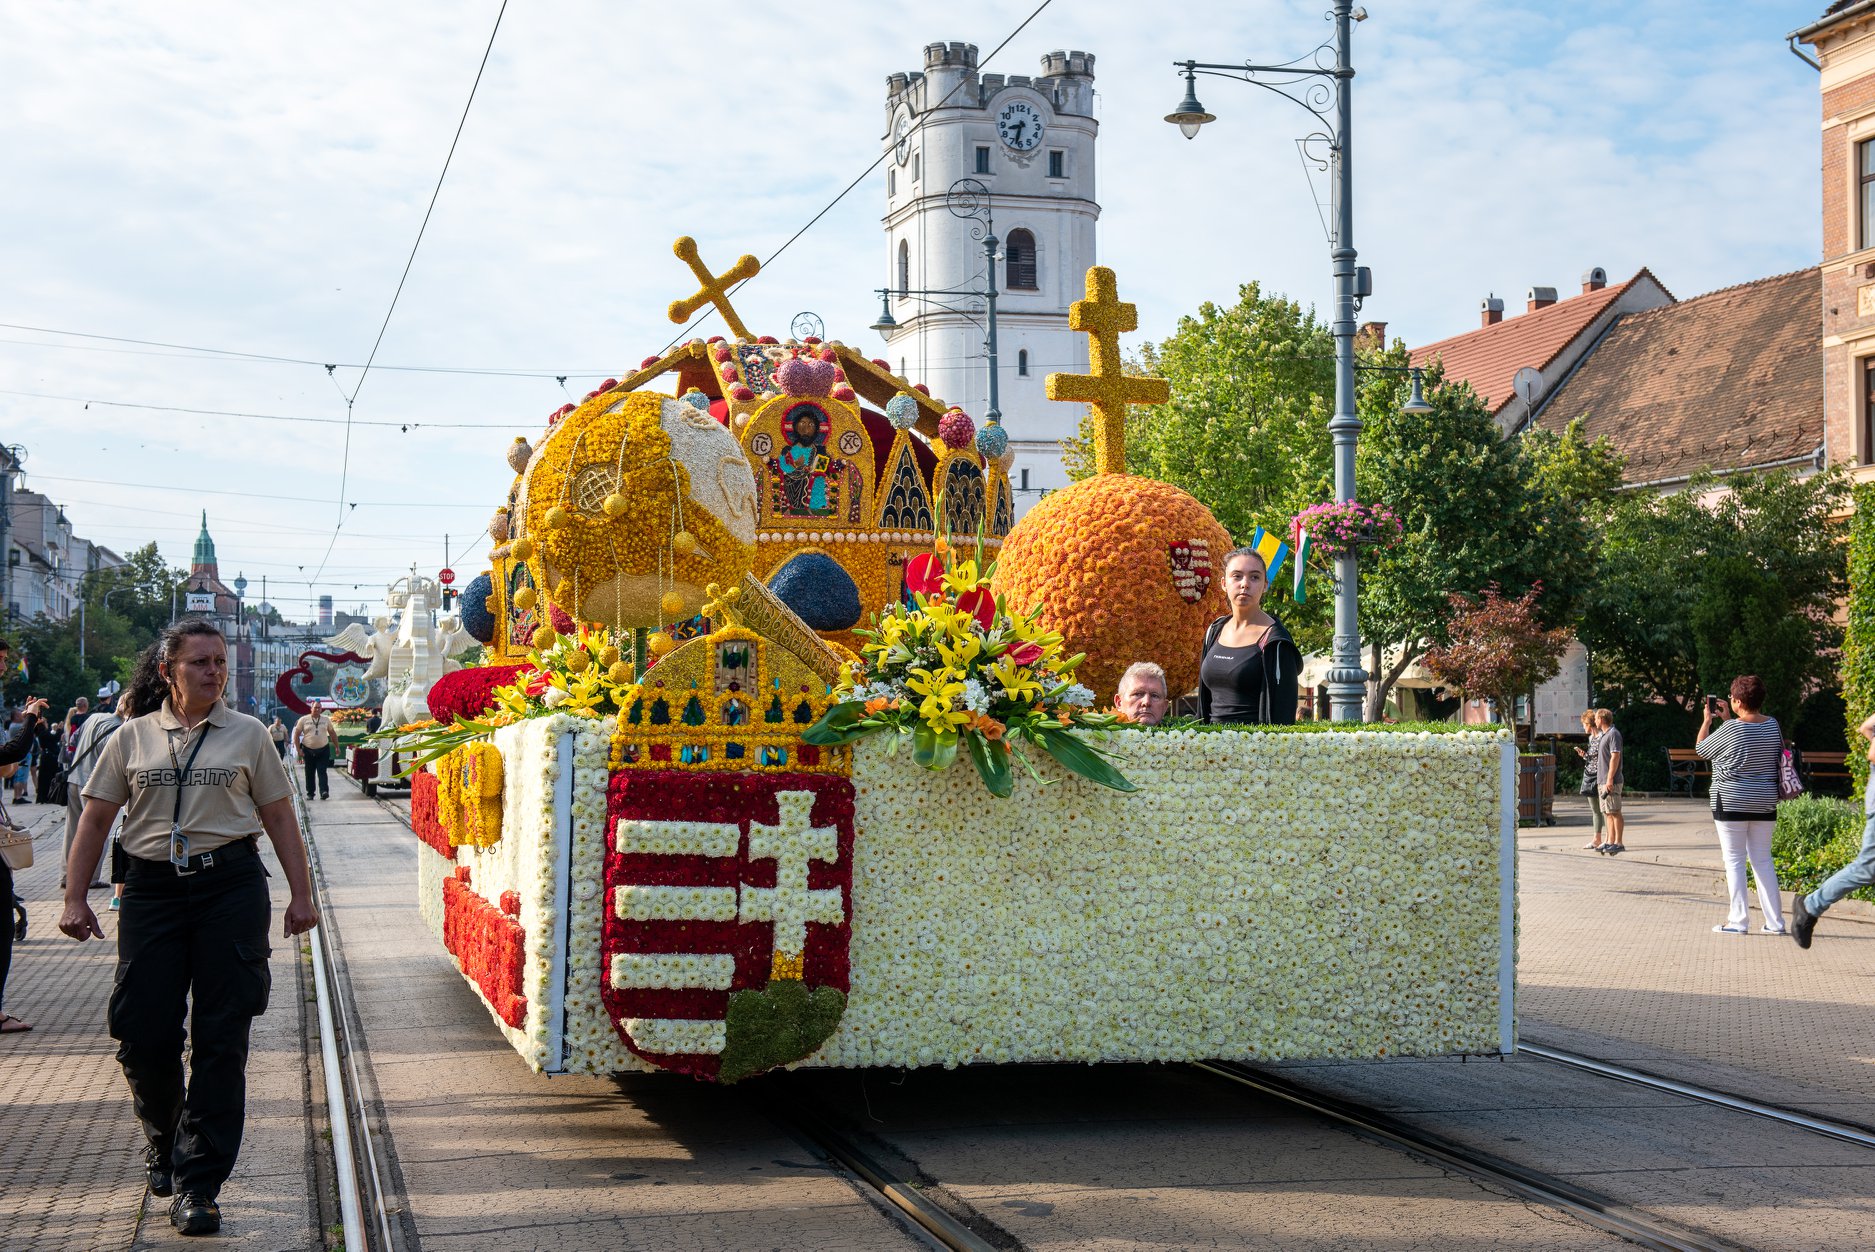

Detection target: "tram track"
[1192, 1059, 1738, 1252]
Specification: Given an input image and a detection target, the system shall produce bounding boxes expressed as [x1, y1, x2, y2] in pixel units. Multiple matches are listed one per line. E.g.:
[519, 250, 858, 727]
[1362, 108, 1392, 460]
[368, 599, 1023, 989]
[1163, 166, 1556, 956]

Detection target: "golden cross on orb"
[667, 236, 760, 341]
[1045, 266, 1169, 476]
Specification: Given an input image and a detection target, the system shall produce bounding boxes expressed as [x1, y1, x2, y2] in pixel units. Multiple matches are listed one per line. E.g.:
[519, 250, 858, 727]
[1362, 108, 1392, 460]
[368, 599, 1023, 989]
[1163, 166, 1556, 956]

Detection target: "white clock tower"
[880, 42, 1098, 517]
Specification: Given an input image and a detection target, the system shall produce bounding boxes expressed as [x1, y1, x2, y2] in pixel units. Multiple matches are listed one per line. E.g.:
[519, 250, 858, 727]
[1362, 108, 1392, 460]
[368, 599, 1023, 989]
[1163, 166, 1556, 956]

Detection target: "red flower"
[905, 552, 946, 596]
[1007, 641, 1043, 666]
[523, 668, 552, 697]
[955, 586, 996, 631]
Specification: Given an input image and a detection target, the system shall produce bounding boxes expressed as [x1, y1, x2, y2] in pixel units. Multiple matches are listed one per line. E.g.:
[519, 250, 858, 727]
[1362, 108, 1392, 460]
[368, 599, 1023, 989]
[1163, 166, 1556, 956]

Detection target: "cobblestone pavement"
[0, 800, 317, 1252]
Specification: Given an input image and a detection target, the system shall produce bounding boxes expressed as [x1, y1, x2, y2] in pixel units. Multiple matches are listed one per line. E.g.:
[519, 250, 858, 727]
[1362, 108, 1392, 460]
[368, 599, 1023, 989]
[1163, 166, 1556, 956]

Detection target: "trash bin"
[1517, 753, 1556, 826]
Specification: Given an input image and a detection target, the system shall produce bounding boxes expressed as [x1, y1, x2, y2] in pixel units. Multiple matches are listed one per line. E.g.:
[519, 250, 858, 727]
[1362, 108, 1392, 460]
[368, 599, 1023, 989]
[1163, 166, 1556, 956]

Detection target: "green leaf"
[965, 730, 1014, 797]
[912, 722, 958, 771]
[1035, 726, 1138, 793]
[802, 701, 874, 746]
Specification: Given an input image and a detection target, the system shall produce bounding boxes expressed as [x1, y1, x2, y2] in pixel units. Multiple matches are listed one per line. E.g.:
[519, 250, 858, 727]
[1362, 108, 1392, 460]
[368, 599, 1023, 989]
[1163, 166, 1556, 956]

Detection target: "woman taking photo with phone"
[60, 620, 318, 1236]
[1696, 675, 1787, 935]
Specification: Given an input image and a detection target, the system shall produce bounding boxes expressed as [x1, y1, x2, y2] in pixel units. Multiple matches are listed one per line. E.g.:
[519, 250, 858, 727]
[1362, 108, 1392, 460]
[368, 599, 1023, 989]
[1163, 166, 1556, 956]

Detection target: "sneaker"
[108, 896, 121, 912]
[1792, 893, 1817, 950]
[1761, 925, 1788, 936]
[1606, 844, 1625, 855]
[169, 1193, 219, 1236]
[1712, 923, 1749, 934]
[144, 1145, 174, 1198]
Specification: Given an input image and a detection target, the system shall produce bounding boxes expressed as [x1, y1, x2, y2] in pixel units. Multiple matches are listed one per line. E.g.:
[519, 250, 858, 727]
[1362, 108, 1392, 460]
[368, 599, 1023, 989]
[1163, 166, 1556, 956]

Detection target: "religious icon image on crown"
[769, 403, 842, 520]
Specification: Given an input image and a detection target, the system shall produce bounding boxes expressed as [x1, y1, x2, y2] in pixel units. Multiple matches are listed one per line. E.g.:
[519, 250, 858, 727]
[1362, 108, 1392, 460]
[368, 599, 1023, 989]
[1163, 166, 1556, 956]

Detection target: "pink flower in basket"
[1291, 500, 1403, 561]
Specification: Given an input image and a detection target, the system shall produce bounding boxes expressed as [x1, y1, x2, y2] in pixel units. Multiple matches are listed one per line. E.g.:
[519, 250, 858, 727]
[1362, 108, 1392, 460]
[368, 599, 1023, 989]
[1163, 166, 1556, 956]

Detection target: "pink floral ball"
[938, 407, 976, 450]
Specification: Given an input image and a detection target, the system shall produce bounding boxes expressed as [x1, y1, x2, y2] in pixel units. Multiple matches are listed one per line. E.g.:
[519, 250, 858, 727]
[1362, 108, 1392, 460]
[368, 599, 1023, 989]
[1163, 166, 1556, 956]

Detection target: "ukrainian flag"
[1250, 526, 1289, 587]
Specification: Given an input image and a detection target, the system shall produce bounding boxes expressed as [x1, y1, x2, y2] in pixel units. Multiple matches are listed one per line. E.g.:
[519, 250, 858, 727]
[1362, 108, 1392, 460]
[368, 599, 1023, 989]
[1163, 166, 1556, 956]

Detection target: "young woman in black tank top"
[1198, 547, 1302, 725]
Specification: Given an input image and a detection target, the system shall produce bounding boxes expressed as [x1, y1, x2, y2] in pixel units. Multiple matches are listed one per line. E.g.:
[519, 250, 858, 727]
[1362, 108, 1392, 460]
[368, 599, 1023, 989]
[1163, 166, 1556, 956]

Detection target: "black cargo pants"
[110, 846, 271, 1199]
[302, 744, 331, 799]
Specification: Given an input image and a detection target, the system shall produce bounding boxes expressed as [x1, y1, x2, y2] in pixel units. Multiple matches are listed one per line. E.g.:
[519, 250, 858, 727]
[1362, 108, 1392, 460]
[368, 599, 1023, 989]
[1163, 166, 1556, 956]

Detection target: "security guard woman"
[61, 619, 318, 1237]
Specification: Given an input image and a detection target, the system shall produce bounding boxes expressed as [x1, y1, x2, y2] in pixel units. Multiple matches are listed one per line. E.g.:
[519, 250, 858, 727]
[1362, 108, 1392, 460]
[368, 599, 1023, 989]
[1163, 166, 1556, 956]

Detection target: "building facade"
[0, 446, 123, 623]
[1800, 3, 1875, 475]
[879, 42, 1097, 514]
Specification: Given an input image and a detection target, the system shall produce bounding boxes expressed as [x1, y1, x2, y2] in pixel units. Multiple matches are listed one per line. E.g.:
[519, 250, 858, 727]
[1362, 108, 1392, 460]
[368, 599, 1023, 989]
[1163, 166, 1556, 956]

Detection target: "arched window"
[897, 240, 910, 297]
[1017, 349, 1029, 376]
[1005, 228, 1037, 291]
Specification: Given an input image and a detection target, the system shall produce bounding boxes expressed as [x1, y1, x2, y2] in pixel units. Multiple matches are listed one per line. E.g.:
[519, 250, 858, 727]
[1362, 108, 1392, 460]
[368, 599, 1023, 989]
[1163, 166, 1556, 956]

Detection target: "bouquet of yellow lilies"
[804, 549, 1134, 797]
[381, 622, 641, 774]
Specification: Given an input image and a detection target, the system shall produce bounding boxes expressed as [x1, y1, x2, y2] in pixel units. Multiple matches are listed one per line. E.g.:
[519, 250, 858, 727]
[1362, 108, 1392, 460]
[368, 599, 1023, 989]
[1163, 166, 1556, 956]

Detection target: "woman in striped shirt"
[1695, 674, 1786, 935]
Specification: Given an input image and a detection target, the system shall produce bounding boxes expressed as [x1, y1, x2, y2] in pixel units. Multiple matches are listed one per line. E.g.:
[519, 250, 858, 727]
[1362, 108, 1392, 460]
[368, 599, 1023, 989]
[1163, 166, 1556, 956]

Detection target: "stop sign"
[439, 567, 456, 585]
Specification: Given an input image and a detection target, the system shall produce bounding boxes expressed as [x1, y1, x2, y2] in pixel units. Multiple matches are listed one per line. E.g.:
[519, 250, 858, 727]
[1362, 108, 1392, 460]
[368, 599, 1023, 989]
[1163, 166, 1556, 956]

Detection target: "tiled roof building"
[1530, 268, 1824, 488]
[1408, 268, 1674, 433]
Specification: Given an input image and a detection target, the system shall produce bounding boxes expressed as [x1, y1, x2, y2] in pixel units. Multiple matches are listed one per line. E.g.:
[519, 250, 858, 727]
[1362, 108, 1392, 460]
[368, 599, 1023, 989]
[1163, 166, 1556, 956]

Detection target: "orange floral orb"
[992, 475, 1230, 704]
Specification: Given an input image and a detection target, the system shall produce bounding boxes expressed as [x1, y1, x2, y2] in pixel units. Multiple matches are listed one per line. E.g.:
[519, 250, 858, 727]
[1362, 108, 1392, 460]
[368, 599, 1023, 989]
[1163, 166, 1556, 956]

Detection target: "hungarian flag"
[1292, 528, 1312, 604]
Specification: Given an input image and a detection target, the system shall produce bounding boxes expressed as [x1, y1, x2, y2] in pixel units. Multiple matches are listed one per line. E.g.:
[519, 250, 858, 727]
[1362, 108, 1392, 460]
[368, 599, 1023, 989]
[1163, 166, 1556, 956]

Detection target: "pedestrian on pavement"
[292, 705, 335, 800]
[1792, 710, 1875, 948]
[0, 687, 51, 1036]
[62, 695, 90, 759]
[59, 618, 319, 1236]
[32, 713, 60, 804]
[1696, 675, 1787, 935]
[267, 715, 287, 759]
[1575, 709, 1606, 851]
[1592, 708, 1626, 854]
[61, 695, 125, 890]
[8, 710, 29, 805]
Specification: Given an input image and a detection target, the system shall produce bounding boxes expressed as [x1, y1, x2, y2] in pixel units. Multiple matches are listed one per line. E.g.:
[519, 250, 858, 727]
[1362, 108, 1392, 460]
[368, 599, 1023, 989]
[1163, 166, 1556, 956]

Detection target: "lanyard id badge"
[166, 724, 212, 874]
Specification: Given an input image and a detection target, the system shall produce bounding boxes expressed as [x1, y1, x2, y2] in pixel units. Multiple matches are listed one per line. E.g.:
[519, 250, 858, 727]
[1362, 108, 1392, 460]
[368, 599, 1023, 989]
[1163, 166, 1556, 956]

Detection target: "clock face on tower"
[995, 99, 1044, 152]
[893, 111, 914, 165]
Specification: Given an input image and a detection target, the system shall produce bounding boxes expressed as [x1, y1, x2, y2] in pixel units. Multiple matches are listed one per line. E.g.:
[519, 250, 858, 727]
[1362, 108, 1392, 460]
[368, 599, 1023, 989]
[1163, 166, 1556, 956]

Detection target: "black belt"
[130, 835, 260, 876]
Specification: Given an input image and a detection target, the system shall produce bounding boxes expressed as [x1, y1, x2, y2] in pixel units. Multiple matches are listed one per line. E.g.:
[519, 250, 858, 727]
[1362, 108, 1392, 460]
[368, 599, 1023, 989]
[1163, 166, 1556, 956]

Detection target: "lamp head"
[1165, 68, 1215, 140]
[870, 291, 899, 335]
[1401, 368, 1435, 415]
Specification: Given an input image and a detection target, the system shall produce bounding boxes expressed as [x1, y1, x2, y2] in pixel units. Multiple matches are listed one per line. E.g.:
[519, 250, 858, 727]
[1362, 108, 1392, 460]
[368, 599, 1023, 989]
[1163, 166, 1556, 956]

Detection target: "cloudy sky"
[0, 0, 1828, 620]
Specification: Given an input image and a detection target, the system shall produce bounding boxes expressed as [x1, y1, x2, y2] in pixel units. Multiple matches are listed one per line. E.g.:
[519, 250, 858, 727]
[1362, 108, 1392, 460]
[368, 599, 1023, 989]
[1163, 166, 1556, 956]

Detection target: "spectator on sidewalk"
[59, 620, 319, 1235]
[31, 714, 60, 804]
[0, 690, 51, 1036]
[267, 715, 287, 759]
[1793, 710, 1875, 948]
[1696, 676, 1786, 935]
[8, 710, 29, 805]
[293, 706, 335, 800]
[1592, 708, 1626, 854]
[61, 697, 125, 891]
[1575, 709, 1606, 851]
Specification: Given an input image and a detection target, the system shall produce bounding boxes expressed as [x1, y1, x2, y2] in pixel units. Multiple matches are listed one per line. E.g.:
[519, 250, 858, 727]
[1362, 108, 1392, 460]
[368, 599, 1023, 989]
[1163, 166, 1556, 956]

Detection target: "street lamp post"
[1167, 0, 1377, 721]
[873, 178, 1004, 431]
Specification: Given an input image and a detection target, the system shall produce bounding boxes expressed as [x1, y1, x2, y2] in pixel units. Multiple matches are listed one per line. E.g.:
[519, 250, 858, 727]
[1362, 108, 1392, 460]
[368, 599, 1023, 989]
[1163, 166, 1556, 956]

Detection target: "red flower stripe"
[410, 770, 452, 859]
[442, 867, 528, 1029]
[426, 662, 529, 724]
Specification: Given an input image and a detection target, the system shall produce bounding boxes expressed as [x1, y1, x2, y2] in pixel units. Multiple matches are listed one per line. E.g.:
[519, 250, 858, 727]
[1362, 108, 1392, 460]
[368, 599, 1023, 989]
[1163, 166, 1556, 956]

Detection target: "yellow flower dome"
[992, 474, 1230, 704]
[515, 390, 758, 629]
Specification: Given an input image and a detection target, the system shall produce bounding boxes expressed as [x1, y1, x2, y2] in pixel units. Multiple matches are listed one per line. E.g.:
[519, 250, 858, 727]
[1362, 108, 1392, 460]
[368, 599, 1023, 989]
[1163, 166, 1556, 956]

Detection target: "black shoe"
[169, 1193, 219, 1235]
[1792, 893, 1817, 950]
[144, 1145, 174, 1197]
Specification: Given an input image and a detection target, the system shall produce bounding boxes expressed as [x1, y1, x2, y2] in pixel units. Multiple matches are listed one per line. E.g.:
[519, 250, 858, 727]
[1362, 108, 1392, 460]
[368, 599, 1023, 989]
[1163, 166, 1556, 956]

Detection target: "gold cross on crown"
[1045, 266, 1170, 476]
[667, 236, 760, 341]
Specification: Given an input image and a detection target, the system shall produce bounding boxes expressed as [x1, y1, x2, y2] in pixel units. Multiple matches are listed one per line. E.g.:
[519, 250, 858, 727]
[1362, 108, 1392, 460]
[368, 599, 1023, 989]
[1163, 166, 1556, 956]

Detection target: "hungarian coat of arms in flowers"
[601, 770, 854, 1082]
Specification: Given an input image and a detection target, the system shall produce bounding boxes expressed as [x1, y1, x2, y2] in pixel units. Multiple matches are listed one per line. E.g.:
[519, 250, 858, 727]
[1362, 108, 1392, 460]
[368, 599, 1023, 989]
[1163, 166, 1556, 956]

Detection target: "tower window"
[1019, 468, 1030, 492]
[913, 152, 920, 182]
[1862, 138, 1875, 250]
[1005, 228, 1038, 291]
[1047, 150, 1064, 178]
[888, 167, 895, 197]
[898, 240, 909, 298]
[1017, 349, 1029, 376]
[975, 145, 991, 174]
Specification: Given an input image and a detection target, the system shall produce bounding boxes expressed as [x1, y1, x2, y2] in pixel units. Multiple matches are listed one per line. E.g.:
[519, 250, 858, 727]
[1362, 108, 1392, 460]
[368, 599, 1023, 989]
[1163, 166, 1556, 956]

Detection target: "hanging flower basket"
[1292, 500, 1404, 561]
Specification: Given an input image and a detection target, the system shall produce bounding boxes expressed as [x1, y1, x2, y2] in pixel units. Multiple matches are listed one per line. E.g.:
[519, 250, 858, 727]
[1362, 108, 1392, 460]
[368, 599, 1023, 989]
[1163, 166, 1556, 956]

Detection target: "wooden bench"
[1665, 747, 1709, 796]
[1799, 750, 1852, 793]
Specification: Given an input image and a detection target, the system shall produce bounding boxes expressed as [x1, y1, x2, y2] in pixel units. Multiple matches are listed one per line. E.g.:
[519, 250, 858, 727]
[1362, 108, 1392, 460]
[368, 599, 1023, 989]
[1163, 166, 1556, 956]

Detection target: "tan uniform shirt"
[82, 701, 292, 861]
[295, 712, 333, 751]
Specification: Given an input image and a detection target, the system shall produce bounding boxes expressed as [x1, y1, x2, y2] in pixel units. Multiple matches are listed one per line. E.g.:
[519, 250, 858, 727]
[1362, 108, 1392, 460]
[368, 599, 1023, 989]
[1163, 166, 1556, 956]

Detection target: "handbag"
[0, 831, 32, 871]
[1778, 747, 1804, 802]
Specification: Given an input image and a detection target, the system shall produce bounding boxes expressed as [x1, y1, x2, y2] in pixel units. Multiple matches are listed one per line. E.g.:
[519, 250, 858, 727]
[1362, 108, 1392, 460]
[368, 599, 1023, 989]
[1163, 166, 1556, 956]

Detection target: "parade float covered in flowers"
[403, 246, 1519, 1082]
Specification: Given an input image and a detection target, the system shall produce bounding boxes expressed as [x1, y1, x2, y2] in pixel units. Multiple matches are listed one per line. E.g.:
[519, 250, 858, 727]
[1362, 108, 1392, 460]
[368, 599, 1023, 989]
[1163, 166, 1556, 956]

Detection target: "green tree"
[0, 542, 187, 714]
[1690, 556, 1812, 729]
[1352, 359, 1614, 719]
[1841, 482, 1875, 799]
[1578, 467, 1846, 716]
